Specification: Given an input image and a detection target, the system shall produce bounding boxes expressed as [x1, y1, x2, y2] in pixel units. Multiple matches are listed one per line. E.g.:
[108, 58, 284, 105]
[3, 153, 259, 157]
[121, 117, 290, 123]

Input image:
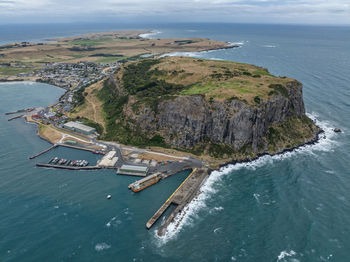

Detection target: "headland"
[3, 30, 322, 236]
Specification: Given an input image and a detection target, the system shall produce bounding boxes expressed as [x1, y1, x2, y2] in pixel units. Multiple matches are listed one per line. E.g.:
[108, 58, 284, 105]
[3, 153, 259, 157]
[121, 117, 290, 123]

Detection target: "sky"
[0, 0, 349, 25]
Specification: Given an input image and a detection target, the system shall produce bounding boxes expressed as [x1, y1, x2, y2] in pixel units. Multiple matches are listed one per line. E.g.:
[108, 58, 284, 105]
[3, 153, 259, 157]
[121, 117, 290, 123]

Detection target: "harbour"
[146, 168, 209, 235]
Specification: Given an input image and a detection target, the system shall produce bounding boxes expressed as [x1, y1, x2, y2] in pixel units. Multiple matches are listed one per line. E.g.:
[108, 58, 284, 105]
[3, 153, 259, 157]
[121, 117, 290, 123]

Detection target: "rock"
[124, 80, 314, 153]
[334, 128, 342, 133]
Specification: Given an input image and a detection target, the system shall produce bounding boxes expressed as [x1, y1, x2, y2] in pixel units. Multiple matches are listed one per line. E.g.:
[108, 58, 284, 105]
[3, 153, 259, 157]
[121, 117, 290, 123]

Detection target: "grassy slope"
[74, 56, 318, 164]
[150, 56, 293, 104]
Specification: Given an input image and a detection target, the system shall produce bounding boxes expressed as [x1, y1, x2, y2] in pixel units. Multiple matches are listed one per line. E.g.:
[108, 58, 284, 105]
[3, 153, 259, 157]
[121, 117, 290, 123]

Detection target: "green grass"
[69, 39, 104, 46]
[96, 56, 126, 63]
[180, 81, 241, 96]
[0, 67, 34, 76]
[253, 70, 271, 76]
[180, 83, 216, 95]
[68, 54, 86, 59]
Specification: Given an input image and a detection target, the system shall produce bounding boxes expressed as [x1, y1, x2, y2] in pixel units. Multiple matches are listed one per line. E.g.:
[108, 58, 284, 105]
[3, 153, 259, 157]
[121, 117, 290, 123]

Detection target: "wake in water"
[154, 113, 340, 245]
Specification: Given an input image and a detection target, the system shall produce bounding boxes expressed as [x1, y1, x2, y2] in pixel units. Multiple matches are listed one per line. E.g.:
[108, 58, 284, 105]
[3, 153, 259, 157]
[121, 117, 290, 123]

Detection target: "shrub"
[268, 84, 288, 97]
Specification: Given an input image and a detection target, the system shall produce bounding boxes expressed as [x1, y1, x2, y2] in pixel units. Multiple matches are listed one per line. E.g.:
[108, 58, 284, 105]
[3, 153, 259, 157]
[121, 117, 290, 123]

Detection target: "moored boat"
[128, 173, 161, 192]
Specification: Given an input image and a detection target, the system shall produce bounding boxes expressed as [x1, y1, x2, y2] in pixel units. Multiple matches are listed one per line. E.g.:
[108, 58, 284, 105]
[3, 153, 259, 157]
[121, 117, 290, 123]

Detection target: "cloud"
[0, 0, 349, 24]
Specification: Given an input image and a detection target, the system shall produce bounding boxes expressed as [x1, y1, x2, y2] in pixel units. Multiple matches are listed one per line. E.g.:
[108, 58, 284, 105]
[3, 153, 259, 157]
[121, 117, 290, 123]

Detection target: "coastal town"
[3, 30, 333, 238]
[5, 54, 207, 236]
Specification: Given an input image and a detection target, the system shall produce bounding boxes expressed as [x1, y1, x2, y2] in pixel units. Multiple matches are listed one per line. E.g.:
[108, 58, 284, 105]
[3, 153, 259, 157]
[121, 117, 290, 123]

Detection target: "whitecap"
[262, 45, 277, 48]
[106, 216, 117, 227]
[214, 206, 224, 211]
[95, 242, 111, 251]
[253, 193, 260, 202]
[213, 227, 223, 234]
[153, 113, 339, 245]
[277, 250, 296, 261]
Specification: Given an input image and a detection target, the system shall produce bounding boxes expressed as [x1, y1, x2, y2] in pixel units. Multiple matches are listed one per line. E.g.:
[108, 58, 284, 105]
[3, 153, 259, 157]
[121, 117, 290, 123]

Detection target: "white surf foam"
[154, 113, 339, 245]
[160, 41, 246, 59]
[139, 30, 161, 39]
[106, 216, 117, 227]
[277, 250, 297, 261]
[0, 81, 35, 85]
[95, 242, 111, 251]
[228, 41, 245, 47]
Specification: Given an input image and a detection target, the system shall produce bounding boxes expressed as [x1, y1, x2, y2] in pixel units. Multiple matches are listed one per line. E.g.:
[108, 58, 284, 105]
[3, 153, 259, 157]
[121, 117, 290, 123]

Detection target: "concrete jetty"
[58, 143, 96, 152]
[8, 114, 24, 121]
[29, 144, 57, 159]
[36, 163, 101, 170]
[5, 109, 26, 115]
[146, 168, 209, 234]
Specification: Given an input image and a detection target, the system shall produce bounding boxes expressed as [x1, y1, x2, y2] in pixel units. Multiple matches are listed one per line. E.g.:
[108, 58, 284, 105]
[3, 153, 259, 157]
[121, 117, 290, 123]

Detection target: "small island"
[3, 31, 321, 236]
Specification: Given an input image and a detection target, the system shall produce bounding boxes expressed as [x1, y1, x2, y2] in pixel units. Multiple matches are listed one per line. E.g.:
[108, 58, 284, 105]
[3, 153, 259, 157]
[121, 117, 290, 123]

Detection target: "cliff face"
[87, 57, 320, 159]
[124, 80, 309, 153]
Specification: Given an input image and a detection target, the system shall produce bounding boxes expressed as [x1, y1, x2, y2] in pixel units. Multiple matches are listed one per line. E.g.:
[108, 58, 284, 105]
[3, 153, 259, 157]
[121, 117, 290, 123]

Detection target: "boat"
[107, 194, 112, 199]
[128, 173, 161, 192]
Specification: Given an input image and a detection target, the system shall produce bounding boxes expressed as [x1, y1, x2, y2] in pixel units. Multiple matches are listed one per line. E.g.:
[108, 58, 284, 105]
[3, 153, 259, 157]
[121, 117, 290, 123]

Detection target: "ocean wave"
[0, 81, 35, 85]
[154, 113, 339, 244]
[160, 51, 224, 61]
[277, 250, 297, 261]
[262, 45, 277, 48]
[159, 51, 201, 58]
[228, 41, 245, 47]
[159, 40, 245, 59]
[95, 242, 111, 251]
[139, 30, 161, 39]
[106, 216, 117, 227]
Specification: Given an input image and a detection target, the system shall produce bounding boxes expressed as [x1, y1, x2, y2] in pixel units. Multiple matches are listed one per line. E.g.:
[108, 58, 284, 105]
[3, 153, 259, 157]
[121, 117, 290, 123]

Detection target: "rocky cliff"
[124, 80, 318, 154]
[92, 56, 320, 160]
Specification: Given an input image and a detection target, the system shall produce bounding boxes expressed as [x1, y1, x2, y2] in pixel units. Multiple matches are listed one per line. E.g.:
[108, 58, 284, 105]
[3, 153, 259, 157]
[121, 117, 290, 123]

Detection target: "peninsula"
[3, 30, 321, 236]
[74, 56, 320, 167]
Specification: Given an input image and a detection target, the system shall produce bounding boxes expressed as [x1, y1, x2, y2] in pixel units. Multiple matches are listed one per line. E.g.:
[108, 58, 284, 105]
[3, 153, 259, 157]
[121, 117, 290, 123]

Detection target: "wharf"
[58, 143, 96, 152]
[117, 171, 147, 177]
[29, 144, 57, 159]
[5, 109, 26, 115]
[8, 114, 24, 121]
[36, 163, 101, 170]
[146, 168, 209, 235]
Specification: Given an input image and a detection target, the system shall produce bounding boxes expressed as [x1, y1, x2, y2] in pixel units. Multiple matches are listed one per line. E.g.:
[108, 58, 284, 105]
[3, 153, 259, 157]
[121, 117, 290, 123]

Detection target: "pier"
[5, 109, 26, 115]
[8, 114, 24, 121]
[36, 163, 101, 170]
[29, 144, 57, 159]
[58, 143, 97, 153]
[146, 168, 209, 235]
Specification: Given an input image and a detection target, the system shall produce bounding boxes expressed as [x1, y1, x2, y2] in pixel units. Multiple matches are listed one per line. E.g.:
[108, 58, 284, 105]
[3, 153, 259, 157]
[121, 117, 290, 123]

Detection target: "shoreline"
[159, 127, 325, 237]
[218, 128, 324, 170]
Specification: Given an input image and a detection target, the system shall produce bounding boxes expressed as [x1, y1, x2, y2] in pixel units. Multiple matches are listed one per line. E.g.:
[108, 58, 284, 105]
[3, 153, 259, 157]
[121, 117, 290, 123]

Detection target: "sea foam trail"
[154, 113, 340, 245]
[139, 30, 161, 39]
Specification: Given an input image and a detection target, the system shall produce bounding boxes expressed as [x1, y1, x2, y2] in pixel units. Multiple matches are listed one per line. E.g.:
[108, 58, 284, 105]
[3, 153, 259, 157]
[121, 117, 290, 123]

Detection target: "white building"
[63, 121, 96, 135]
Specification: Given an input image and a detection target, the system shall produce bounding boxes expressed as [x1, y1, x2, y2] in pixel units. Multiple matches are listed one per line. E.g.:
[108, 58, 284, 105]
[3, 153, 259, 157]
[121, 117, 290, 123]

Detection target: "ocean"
[0, 23, 349, 262]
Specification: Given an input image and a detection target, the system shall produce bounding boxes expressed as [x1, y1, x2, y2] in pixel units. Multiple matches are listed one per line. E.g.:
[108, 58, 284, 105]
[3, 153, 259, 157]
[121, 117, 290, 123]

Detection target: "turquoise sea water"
[1, 24, 350, 262]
